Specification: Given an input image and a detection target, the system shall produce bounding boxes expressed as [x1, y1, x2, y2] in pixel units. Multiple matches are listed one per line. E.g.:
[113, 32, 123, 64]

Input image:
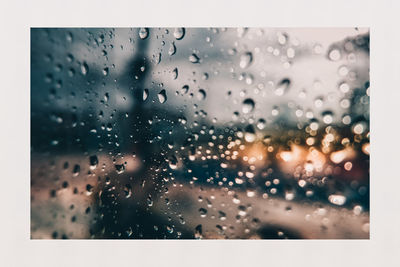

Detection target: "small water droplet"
[138, 28, 149, 40]
[274, 78, 291, 96]
[147, 195, 153, 206]
[158, 89, 167, 103]
[102, 67, 109, 76]
[173, 28, 185, 40]
[199, 208, 207, 218]
[168, 42, 176, 56]
[172, 68, 178, 80]
[168, 155, 178, 170]
[115, 164, 125, 174]
[257, 118, 266, 130]
[240, 52, 253, 69]
[197, 89, 206, 100]
[180, 85, 189, 94]
[73, 164, 80, 177]
[89, 155, 98, 170]
[242, 98, 255, 114]
[143, 88, 149, 101]
[194, 224, 203, 239]
[80, 62, 89, 75]
[189, 53, 200, 63]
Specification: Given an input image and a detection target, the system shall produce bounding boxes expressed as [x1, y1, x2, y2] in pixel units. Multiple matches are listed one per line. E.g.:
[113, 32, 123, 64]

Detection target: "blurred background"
[31, 27, 369, 239]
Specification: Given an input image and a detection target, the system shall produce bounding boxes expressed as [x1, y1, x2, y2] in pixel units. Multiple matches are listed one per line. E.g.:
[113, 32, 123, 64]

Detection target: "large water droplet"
[138, 28, 149, 40]
[158, 89, 167, 103]
[242, 98, 255, 114]
[173, 28, 185, 40]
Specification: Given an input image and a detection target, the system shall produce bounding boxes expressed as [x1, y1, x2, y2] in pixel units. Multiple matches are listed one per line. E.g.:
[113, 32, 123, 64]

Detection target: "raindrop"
[168, 42, 176, 56]
[73, 164, 80, 177]
[242, 98, 255, 114]
[180, 85, 189, 94]
[158, 89, 167, 103]
[172, 68, 178, 80]
[115, 164, 125, 174]
[274, 78, 291, 96]
[189, 53, 200, 63]
[194, 225, 203, 239]
[173, 28, 185, 40]
[257, 118, 266, 130]
[168, 155, 178, 170]
[89, 155, 98, 170]
[199, 208, 207, 218]
[240, 52, 253, 69]
[102, 67, 109, 76]
[143, 88, 149, 101]
[197, 89, 206, 100]
[124, 184, 132, 198]
[147, 195, 153, 206]
[80, 62, 89, 75]
[138, 28, 149, 40]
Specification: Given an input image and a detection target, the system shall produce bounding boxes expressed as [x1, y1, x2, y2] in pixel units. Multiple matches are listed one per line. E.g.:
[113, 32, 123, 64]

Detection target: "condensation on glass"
[31, 28, 370, 239]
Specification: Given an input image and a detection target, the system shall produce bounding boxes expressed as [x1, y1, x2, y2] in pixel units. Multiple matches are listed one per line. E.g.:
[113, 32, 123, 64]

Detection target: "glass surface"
[31, 28, 369, 239]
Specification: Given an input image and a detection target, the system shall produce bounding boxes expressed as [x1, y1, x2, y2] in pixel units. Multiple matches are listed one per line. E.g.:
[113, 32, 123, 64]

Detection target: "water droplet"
[194, 224, 203, 239]
[199, 208, 207, 218]
[257, 118, 266, 130]
[240, 52, 253, 69]
[102, 67, 109, 76]
[124, 184, 132, 198]
[138, 28, 149, 40]
[168, 42, 176, 56]
[197, 89, 206, 100]
[180, 85, 189, 94]
[274, 78, 291, 96]
[189, 53, 200, 63]
[89, 155, 98, 170]
[80, 62, 89, 75]
[158, 89, 167, 103]
[73, 164, 80, 177]
[168, 155, 178, 170]
[115, 164, 125, 174]
[147, 195, 153, 206]
[143, 88, 149, 101]
[173, 28, 185, 40]
[172, 68, 178, 80]
[242, 98, 255, 114]
[218, 211, 227, 221]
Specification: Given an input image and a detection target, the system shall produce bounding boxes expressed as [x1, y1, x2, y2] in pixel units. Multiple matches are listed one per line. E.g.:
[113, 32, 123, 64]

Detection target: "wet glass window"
[31, 28, 369, 239]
